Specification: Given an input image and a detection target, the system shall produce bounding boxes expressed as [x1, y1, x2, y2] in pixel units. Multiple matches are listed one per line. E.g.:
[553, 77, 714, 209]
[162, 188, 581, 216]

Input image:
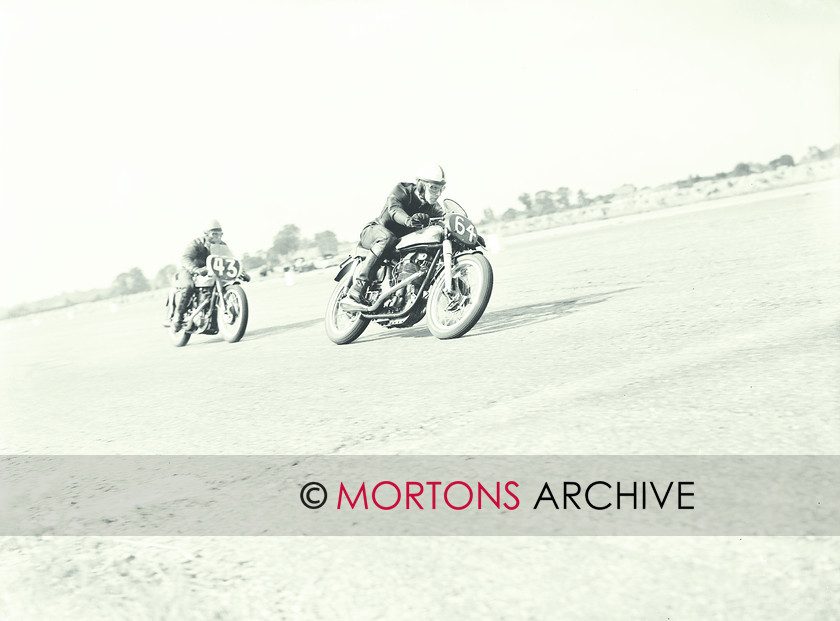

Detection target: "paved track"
[2, 185, 838, 619]
[4, 184, 838, 455]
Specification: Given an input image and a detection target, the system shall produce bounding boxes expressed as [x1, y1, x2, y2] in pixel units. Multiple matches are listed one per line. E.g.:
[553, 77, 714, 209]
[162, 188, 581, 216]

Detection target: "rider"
[171, 219, 248, 331]
[347, 164, 448, 304]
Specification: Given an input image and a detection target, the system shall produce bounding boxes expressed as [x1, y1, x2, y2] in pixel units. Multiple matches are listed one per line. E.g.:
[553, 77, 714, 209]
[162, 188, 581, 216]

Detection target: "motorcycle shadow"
[184, 318, 324, 346]
[362, 287, 637, 342]
[241, 318, 324, 340]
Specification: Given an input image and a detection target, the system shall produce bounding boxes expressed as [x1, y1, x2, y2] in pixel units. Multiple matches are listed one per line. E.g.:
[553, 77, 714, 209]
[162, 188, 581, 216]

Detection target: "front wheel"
[218, 285, 249, 343]
[426, 253, 493, 340]
[325, 275, 370, 345]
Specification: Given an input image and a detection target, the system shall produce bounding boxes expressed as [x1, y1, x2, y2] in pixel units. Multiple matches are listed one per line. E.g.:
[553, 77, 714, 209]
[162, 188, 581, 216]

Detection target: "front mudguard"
[454, 249, 487, 260]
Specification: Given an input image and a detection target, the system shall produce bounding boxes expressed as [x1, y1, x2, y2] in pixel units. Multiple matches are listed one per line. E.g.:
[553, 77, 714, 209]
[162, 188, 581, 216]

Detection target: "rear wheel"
[325, 275, 370, 345]
[426, 253, 493, 340]
[218, 285, 249, 343]
[168, 325, 191, 347]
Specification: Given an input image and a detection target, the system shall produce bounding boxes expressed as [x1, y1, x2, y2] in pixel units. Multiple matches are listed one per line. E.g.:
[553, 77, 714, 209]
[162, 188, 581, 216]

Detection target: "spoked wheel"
[217, 285, 249, 343]
[325, 276, 370, 345]
[426, 253, 494, 340]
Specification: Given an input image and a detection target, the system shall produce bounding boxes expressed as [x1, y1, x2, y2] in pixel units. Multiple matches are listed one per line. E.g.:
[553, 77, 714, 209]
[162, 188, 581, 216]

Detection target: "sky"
[1, 0, 839, 307]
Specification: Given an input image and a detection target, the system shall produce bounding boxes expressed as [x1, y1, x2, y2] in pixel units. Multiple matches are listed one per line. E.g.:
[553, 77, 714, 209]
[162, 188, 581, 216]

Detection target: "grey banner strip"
[1, 456, 836, 535]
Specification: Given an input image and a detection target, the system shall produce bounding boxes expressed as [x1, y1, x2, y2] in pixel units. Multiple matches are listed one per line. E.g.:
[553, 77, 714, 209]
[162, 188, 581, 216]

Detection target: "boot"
[346, 251, 378, 304]
[172, 289, 190, 331]
[347, 276, 369, 304]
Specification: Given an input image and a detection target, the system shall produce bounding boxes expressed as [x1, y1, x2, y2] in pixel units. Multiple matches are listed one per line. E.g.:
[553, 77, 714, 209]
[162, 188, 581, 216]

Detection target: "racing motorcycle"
[163, 245, 250, 347]
[325, 198, 493, 344]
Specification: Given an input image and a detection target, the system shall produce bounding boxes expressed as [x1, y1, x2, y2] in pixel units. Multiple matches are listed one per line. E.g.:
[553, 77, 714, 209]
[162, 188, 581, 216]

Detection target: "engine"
[384, 252, 431, 311]
[394, 252, 432, 285]
[189, 288, 213, 331]
[196, 288, 212, 307]
[395, 258, 421, 282]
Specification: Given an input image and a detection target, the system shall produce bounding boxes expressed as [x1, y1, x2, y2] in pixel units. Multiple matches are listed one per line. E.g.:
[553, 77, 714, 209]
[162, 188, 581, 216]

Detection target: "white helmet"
[205, 219, 223, 233]
[416, 164, 446, 186]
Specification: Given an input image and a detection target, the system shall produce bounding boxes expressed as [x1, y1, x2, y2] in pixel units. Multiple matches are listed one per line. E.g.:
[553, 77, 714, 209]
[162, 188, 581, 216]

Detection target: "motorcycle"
[163, 244, 250, 347]
[325, 198, 494, 344]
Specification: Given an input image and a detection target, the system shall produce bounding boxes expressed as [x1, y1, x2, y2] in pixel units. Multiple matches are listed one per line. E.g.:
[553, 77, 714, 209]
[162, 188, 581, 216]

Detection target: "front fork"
[442, 239, 453, 293]
[214, 280, 226, 316]
[216, 281, 240, 322]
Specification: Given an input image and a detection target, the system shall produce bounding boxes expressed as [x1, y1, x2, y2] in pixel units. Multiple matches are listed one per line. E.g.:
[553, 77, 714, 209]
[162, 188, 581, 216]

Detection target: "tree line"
[2, 143, 837, 319]
[111, 226, 342, 297]
[482, 145, 836, 223]
[1, 227, 341, 319]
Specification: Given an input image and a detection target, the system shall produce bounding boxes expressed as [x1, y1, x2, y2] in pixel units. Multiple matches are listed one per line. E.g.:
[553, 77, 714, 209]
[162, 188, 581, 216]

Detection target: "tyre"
[217, 285, 249, 343]
[426, 253, 494, 340]
[168, 325, 191, 347]
[325, 275, 370, 345]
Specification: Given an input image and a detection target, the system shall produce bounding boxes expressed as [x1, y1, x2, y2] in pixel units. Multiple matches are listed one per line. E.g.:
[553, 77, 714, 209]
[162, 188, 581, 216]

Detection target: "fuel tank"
[396, 225, 444, 251]
[194, 274, 216, 287]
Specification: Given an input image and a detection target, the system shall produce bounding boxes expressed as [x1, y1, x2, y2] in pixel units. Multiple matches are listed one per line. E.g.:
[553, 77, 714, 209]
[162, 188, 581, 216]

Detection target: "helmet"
[205, 219, 223, 233]
[416, 164, 446, 186]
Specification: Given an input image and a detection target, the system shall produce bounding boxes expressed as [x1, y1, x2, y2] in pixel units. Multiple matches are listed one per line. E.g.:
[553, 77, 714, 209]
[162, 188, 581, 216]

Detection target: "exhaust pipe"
[340, 270, 425, 312]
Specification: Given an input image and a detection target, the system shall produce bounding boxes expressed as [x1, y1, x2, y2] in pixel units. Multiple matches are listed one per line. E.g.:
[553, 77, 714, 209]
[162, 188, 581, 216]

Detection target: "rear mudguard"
[334, 256, 358, 283]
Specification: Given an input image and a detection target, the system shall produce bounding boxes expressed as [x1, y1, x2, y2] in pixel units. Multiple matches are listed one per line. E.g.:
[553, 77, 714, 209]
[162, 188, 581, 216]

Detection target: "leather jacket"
[181, 237, 229, 275]
[372, 183, 446, 238]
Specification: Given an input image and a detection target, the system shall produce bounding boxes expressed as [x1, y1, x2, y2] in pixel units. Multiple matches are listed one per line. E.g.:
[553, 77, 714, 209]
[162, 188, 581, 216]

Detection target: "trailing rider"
[171, 219, 250, 331]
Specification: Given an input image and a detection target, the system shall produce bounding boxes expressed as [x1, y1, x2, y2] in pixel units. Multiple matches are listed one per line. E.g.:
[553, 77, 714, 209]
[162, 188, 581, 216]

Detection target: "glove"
[406, 213, 430, 228]
[196, 267, 209, 276]
[477, 235, 486, 247]
[240, 272, 251, 282]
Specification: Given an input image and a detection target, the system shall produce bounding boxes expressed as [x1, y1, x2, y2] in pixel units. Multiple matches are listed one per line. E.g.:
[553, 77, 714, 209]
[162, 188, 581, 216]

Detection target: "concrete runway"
[2, 185, 838, 619]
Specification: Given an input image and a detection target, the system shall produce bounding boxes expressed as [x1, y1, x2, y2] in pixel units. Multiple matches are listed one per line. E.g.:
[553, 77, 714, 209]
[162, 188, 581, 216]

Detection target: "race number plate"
[445, 213, 479, 247]
[208, 255, 241, 280]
